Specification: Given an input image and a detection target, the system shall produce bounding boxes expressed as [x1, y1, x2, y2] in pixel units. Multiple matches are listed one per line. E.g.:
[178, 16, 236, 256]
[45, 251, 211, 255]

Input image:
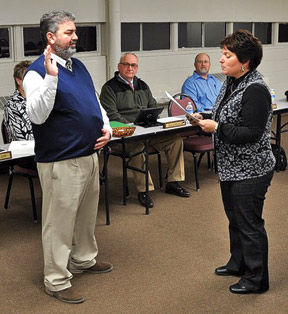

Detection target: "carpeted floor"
[0, 116, 288, 314]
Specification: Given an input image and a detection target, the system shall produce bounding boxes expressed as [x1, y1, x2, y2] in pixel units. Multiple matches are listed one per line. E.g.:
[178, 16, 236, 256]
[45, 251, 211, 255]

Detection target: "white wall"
[0, 0, 105, 24]
[137, 44, 288, 103]
[78, 55, 107, 92]
[0, 0, 288, 102]
[119, 0, 288, 101]
[120, 0, 288, 22]
[259, 45, 288, 98]
[136, 49, 223, 102]
[118, 0, 288, 102]
[0, 0, 106, 97]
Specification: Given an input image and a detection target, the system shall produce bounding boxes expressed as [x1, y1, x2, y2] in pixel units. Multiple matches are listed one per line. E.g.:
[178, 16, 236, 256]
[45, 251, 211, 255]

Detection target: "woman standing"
[188, 30, 275, 294]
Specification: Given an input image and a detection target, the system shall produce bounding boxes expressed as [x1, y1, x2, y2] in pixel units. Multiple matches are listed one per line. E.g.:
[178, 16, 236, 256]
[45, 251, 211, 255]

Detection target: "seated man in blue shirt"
[181, 53, 222, 112]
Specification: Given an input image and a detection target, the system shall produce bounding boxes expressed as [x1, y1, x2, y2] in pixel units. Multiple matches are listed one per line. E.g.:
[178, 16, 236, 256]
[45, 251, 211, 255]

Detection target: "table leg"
[275, 113, 282, 172]
[144, 139, 150, 215]
[103, 146, 110, 225]
[122, 140, 128, 205]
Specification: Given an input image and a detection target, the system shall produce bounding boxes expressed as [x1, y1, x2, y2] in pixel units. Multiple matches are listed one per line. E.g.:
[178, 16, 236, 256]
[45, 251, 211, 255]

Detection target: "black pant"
[220, 170, 274, 290]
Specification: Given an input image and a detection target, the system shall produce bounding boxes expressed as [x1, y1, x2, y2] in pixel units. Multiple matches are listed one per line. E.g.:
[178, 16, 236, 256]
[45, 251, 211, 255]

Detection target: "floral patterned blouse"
[3, 89, 34, 142]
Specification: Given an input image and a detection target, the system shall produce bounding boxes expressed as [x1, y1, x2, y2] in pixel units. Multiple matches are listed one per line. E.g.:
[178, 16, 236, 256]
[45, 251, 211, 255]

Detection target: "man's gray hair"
[119, 53, 138, 63]
[40, 10, 75, 47]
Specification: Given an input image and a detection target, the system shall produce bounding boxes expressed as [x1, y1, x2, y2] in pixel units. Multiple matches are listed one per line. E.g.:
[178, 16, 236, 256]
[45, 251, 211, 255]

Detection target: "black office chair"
[168, 93, 215, 191]
[1, 121, 38, 222]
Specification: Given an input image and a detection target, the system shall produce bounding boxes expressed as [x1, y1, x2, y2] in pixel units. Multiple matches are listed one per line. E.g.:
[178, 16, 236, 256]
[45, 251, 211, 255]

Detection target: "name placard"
[162, 120, 186, 129]
[0, 150, 12, 161]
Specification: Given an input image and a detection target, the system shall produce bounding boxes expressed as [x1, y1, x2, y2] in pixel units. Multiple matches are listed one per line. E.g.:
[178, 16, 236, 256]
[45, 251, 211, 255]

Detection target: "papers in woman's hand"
[165, 91, 200, 122]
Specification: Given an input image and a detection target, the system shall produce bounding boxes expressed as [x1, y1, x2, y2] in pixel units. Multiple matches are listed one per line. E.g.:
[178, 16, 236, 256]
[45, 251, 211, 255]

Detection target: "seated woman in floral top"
[3, 60, 36, 174]
[4, 60, 33, 141]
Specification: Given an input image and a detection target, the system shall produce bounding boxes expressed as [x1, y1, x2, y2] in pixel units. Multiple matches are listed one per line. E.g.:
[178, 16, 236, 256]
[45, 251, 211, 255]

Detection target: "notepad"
[110, 121, 134, 128]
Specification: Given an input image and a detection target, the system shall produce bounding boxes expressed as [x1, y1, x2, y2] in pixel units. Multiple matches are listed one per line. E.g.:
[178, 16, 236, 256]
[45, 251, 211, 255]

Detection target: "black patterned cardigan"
[212, 70, 275, 181]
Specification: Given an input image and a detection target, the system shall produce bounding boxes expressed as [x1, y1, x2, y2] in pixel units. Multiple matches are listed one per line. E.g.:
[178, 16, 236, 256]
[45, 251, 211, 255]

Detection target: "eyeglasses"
[120, 62, 138, 69]
[196, 60, 210, 64]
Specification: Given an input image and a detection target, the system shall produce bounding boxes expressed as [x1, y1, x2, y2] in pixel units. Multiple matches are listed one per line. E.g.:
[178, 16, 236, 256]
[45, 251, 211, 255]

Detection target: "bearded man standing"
[23, 10, 112, 304]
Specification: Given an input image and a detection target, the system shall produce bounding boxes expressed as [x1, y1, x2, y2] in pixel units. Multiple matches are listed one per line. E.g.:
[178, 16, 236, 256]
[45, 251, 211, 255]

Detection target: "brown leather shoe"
[44, 286, 85, 304]
[71, 261, 113, 274]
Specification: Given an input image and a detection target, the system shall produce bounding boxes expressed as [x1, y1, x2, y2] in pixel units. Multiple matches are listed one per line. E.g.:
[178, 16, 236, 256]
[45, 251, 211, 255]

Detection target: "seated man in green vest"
[100, 53, 190, 208]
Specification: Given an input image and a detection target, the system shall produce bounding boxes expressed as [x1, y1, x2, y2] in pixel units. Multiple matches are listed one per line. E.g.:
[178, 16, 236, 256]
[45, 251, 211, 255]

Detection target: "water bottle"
[185, 102, 194, 124]
[271, 89, 276, 105]
[186, 102, 194, 115]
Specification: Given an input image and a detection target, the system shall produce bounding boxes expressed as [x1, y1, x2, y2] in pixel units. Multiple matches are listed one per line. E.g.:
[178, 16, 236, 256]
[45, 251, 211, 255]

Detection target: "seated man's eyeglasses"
[196, 60, 209, 64]
[120, 62, 138, 69]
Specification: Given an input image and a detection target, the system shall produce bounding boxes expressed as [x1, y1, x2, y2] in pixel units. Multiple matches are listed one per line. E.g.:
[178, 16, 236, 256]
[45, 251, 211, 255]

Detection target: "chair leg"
[157, 152, 163, 188]
[193, 153, 200, 191]
[197, 152, 205, 169]
[214, 151, 218, 174]
[207, 152, 211, 169]
[4, 172, 14, 209]
[122, 157, 128, 205]
[28, 177, 37, 223]
[125, 177, 129, 197]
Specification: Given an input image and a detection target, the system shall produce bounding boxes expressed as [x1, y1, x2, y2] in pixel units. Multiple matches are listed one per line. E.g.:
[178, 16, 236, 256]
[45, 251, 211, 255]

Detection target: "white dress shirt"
[23, 52, 112, 136]
[119, 73, 133, 88]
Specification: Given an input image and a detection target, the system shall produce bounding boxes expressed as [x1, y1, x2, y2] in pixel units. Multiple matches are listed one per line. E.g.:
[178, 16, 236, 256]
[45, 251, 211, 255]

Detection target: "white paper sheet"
[157, 116, 185, 123]
[8, 140, 35, 158]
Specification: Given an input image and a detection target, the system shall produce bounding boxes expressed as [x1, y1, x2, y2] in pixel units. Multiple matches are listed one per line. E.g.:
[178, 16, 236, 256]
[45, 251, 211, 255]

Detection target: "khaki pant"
[115, 134, 185, 192]
[37, 153, 99, 292]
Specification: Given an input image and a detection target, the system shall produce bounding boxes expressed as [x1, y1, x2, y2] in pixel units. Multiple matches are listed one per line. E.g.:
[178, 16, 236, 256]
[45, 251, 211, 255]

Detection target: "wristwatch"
[214, 122, 218, 133]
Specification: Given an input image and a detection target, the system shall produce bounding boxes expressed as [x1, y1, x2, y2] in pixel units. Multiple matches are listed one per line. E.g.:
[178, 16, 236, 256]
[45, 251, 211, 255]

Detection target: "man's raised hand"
[44, 45, 58, 76]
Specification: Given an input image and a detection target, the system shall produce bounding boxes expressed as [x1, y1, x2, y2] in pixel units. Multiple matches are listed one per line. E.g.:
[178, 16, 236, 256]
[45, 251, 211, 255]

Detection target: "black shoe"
[215, 266, 243, 277]
[165, 182, 190, 197]
[229, 282, 268, 294]
[138, 192, 154, 208]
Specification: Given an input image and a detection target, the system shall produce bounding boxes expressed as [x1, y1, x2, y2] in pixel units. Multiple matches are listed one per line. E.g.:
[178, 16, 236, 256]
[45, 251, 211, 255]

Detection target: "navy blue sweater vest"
[27, 55, 103, 162]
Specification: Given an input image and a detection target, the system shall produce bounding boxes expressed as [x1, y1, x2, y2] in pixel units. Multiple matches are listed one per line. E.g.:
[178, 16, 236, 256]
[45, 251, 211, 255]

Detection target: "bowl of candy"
[112, 126, 136, 137]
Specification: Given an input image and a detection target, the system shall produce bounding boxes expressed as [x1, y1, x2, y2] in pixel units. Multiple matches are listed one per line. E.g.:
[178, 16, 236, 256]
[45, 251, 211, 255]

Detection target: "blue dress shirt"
[181, 71, 222, 112]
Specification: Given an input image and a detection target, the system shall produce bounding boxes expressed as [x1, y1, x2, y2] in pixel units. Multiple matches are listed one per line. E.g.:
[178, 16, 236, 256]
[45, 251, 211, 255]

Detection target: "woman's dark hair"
[13, 60, 32, 90]
[220, 30, 263, 70]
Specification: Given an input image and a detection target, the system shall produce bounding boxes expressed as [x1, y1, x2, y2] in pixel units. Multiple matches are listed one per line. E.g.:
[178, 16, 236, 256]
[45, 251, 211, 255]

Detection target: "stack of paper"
[8, 140, 35, 158]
